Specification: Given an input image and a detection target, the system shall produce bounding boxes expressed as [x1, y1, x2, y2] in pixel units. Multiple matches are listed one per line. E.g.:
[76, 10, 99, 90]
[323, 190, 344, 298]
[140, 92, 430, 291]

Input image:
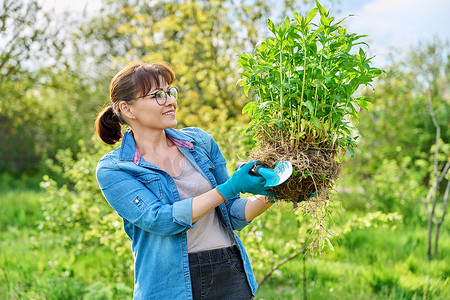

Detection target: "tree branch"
[427, 81, 440, 172]
[424, 162, 450, 209]
[258, 251, 302, 286]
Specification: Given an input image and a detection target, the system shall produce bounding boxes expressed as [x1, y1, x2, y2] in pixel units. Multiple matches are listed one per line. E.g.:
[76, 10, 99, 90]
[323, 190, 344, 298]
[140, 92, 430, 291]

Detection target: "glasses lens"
[154, 91, 165, 99]
[155, 91, 166, 105]
[169, 87, 178, 100]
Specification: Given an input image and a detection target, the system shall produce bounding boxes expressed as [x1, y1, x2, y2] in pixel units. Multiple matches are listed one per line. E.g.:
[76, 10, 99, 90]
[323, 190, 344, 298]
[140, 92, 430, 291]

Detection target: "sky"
[334, 0, 450, 66]
[43, 0, 450, 67]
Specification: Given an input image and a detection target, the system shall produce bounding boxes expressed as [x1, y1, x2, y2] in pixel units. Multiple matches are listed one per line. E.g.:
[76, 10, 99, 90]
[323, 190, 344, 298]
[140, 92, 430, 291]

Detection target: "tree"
[346, 39, 449, 255]
[0, 0, 113, 174]
[0, 0, 51, 172]
[413, 40, 450, 259]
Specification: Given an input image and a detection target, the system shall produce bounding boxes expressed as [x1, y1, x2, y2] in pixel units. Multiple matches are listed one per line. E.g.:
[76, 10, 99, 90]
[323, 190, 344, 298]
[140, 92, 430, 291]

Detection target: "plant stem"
[313, 52, 323, 114]
[279, 38, 284, 122]
[298, 40, 307, 138]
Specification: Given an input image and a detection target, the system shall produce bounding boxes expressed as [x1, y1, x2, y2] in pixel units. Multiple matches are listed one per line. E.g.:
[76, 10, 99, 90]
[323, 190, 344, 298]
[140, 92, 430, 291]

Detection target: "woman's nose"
[166, 94, 177, 105]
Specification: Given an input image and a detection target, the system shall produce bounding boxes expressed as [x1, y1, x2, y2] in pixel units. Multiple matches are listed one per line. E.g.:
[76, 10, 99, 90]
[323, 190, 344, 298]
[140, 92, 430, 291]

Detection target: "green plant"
[237, 0, 382, 155]
[236, 1, 383, 209]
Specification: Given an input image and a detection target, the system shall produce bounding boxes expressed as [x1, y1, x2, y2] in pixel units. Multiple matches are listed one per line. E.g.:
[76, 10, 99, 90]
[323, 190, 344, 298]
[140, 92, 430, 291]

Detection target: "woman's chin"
[168, 119, 178, 128]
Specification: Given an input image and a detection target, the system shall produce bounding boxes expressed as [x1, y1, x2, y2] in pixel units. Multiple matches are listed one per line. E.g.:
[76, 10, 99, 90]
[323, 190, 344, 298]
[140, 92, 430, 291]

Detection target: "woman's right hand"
[216, 162, 269, 200]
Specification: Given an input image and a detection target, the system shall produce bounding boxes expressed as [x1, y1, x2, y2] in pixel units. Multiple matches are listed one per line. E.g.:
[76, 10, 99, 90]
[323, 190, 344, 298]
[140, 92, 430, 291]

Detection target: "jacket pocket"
[202, 159, 215, 172]
[136, 174, 163, 200]
[132, 195, 148, 212]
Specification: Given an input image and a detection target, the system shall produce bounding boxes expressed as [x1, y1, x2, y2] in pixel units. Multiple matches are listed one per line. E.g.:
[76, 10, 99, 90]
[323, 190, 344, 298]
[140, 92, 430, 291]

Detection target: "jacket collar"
[119, 129, 194, 165]
[165, 128, 194, 150]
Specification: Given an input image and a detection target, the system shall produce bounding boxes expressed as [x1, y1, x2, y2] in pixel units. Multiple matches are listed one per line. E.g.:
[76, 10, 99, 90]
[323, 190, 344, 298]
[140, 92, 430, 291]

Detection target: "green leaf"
[307, 26, 324, 42]
[239, 53, 253, 61]
[275, 120, 285, 129]
[371, 68, 383, 77]
[304, 100, 314, 113]
[259, 101, 272, 109]
[305, 8, 318, 24]
[304, 169, 310, 178]
[359, 47, 366, 61]
[268, 19, 276, 35]
[236, 58, 248, 68]
[236, 78, 248, 87]
[282, 82, 296, 89]
[242, 101, 257, 115]
[355, 98, 370, 112]
[347, 146, 355, 157]
[244, 85, 251, 97]
[330, 94, 342, 102]
[279, 17, 291, 38]
[316, 0, 327, 16]
[240, 70, 253, 79]
[311, 116, 320, 129]
[293, 10, 302, 25]
[320, 14, 331, 27]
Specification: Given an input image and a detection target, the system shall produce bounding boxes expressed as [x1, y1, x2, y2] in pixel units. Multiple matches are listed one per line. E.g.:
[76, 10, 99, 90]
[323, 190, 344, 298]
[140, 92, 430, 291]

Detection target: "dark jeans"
[189, 246, 253, 300]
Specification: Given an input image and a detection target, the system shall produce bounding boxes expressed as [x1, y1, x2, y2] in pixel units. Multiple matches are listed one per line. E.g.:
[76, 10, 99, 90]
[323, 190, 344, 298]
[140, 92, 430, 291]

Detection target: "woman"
[95, 61, 274, 299]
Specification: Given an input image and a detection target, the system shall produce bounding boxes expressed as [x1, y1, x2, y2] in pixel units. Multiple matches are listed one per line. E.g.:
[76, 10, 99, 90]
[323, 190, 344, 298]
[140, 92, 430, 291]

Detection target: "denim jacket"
[96, 127, 258, 299]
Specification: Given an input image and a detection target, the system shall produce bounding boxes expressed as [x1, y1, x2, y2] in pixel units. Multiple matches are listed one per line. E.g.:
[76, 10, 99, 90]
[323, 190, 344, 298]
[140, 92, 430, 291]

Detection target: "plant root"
[248, 139, 342, 210]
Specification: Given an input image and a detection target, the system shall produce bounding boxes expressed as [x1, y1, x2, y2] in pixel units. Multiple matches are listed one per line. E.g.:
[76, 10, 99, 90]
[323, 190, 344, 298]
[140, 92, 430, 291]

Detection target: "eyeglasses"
[137, 86, 178, 106]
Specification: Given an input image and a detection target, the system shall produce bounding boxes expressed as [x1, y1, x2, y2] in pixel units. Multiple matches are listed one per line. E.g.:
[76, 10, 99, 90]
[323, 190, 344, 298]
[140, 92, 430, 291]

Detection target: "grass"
[1, 187, 448, 299]
[0, 189, 43, 230]
[0, 189, 132, 299]
[250, 204, 449, 300]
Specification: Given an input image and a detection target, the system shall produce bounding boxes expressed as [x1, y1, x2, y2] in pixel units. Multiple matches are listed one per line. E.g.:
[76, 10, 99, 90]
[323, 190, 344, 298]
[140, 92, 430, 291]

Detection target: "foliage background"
[0, 0, 449, 299]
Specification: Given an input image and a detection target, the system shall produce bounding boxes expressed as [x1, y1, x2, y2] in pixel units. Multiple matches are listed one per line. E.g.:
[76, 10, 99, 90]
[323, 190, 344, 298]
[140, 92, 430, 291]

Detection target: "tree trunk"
[303, 250, 307, 300]
[427, 217, 433, 260]
[433, 222, 440, 257]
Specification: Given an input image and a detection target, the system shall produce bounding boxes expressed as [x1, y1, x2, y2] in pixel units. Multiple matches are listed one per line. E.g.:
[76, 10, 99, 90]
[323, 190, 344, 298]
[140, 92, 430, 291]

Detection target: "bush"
[39, 137, 133, 284]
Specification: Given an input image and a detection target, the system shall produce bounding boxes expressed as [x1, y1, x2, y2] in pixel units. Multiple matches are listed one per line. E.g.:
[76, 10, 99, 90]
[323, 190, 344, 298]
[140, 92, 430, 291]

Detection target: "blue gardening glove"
[216, 162, 269, 200]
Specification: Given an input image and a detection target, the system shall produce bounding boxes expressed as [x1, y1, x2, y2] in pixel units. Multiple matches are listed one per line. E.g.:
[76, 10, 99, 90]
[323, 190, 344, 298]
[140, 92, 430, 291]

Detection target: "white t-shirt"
[172, 157, 236, 253]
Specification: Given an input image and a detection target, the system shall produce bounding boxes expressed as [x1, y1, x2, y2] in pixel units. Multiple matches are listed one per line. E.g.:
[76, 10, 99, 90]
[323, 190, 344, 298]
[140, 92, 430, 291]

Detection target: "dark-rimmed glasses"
[137, 86, 178, 106]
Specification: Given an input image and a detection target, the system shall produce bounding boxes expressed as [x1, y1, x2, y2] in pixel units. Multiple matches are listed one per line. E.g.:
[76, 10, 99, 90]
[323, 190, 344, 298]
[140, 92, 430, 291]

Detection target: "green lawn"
[0, 189, 132, 299]
[254, 224, 449, 299]
[243, 200, 449, 300]
[1, 188, 448, 299]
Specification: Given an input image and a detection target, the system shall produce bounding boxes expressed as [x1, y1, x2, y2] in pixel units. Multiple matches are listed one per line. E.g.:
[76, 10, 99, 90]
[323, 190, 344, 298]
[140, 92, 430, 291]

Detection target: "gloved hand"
[216, 161, 269, 200]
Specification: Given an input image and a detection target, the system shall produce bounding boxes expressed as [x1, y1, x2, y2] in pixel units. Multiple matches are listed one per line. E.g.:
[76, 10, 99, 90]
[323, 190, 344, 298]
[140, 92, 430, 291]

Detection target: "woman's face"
[123, 76, 178, 132]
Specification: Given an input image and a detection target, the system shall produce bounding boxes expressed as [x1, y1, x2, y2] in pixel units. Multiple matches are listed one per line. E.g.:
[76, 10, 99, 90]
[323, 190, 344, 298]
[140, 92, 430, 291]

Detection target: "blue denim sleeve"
[96, 157, 193, 236]
[215, 163, 251, 231]
[200, 129, 251, 231]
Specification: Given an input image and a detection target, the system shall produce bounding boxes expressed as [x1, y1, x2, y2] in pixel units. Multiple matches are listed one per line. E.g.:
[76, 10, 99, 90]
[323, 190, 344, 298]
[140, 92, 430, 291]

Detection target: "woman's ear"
[119, 101, 135, 119]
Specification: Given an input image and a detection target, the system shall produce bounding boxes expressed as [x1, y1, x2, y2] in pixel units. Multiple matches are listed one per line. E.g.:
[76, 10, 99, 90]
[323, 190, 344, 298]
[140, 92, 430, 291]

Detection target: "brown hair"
[95, 61, 176, 144]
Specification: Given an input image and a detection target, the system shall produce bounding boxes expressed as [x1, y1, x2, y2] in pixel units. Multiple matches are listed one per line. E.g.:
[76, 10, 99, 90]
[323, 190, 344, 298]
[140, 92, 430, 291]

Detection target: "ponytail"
[95, 105, 123, 145]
